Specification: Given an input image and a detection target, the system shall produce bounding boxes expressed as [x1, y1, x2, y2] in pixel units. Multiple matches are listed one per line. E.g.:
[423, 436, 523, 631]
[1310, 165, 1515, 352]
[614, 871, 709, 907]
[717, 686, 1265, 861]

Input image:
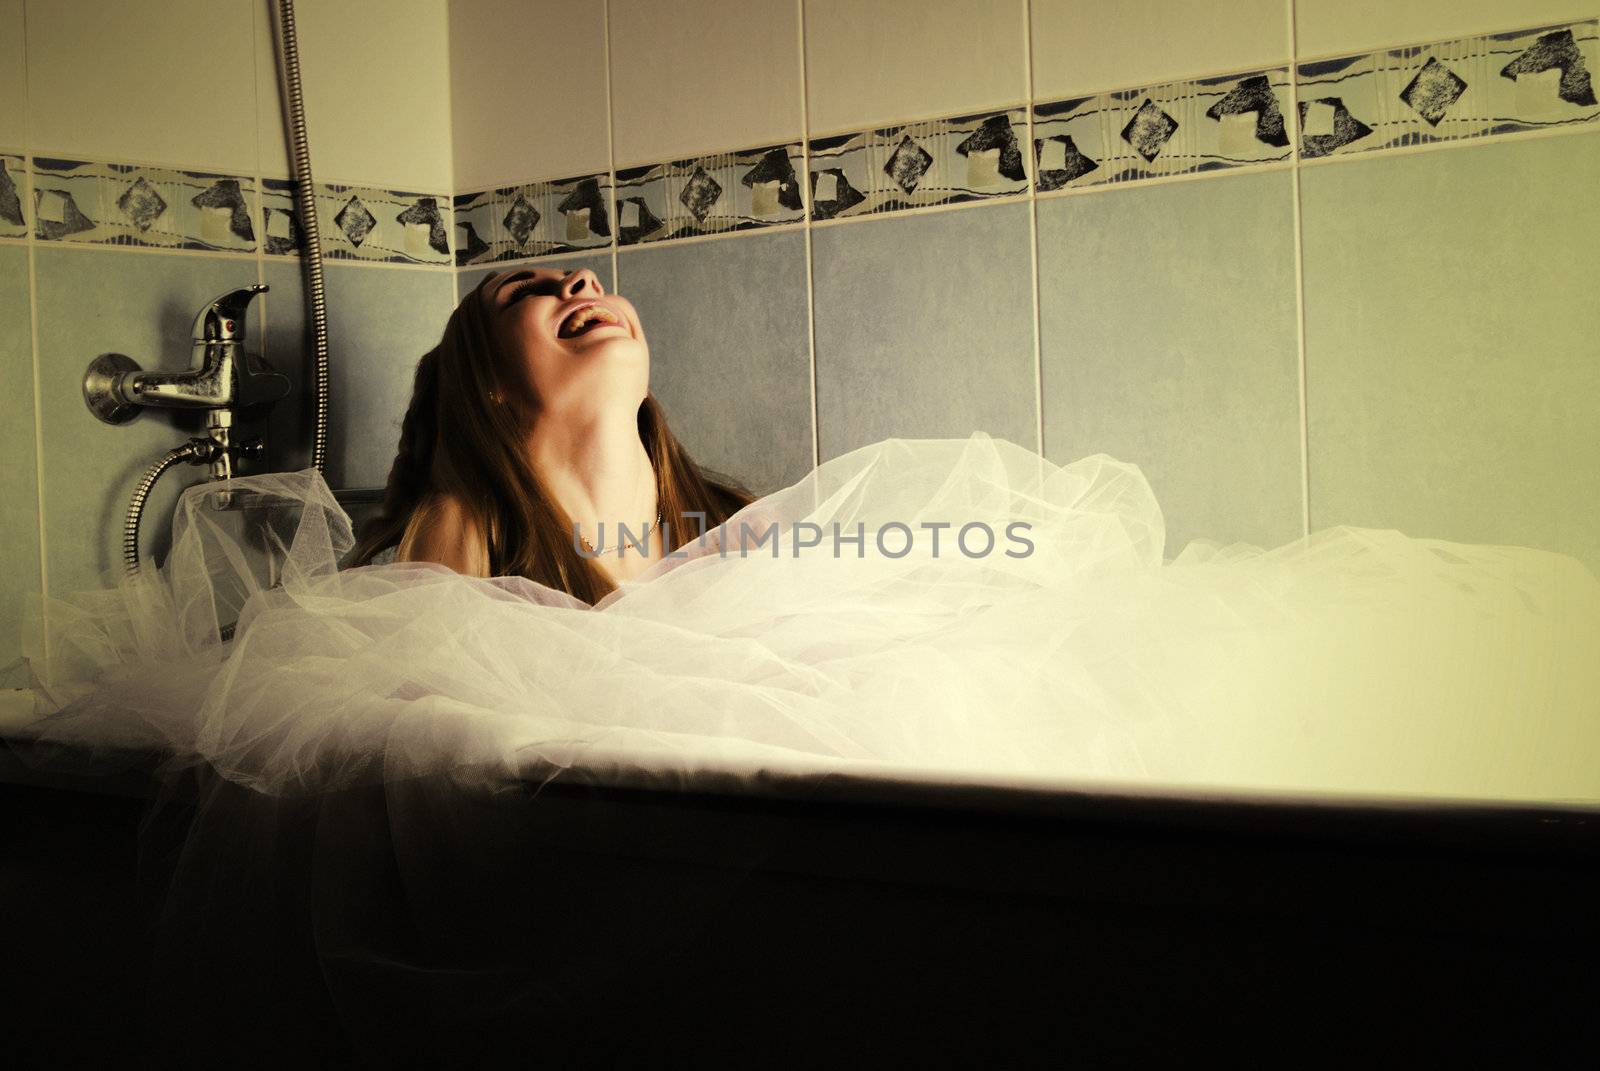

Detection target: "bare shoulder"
[398, 492, 490, 577]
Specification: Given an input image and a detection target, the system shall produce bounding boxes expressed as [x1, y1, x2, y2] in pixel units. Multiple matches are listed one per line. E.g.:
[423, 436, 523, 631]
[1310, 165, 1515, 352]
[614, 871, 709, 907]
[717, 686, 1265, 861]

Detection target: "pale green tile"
[1038, 170, 1303, 560]
[617, 231, 813, 495]
[0, 245, 41, 683]
[262, 262, 457, 487]
[34, 248, 259, 595]
[1301, 134, 1600, 576]
[811, 202, 1038, 461]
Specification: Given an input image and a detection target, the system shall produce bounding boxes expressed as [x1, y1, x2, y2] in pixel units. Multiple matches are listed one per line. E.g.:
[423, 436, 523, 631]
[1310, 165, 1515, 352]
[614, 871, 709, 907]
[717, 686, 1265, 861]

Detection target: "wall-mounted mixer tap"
[83, 284, 291, 480]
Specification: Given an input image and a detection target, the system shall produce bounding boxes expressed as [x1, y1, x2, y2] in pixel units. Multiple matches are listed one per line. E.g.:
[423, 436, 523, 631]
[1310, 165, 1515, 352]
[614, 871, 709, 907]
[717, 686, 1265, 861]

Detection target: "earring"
[489, 389, 503, 405]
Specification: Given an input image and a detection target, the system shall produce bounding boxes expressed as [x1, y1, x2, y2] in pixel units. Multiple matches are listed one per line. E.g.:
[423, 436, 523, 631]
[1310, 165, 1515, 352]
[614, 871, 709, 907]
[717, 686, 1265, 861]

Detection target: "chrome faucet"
[83, 284, 291, 479]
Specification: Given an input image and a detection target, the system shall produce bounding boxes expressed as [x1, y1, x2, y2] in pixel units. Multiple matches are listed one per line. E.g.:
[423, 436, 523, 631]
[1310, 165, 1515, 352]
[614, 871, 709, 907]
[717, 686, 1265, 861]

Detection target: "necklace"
[578, 512, 664, 555]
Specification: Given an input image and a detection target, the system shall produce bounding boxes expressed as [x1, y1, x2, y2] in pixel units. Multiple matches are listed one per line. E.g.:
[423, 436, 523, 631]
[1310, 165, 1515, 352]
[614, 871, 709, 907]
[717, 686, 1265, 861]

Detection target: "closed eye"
[502, 275, 558, 307]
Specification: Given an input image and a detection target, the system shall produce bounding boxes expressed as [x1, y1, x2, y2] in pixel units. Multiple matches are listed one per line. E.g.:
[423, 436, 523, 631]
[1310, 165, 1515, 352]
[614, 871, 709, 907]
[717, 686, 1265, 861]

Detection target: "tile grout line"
[24, 116, 1596, 270]
[1294, 10, 1600, 65]
[1022, 0, 1045, 460]
[1287, 0, 1312, 542]
[455, 6, 1598, 198]
[603, 0, 619, 295]
[21, 0, 50, 640]
[1293, 119, 1595, 164]
[17, 11, 1598, 279]
[455, 12, 1599, 260]
[798, 0, 821, 473]
[251, 0, 268, 380]
[0, 237, 459, 269]
[440, 0, 459, 315]
[55, 80, 1580, 259]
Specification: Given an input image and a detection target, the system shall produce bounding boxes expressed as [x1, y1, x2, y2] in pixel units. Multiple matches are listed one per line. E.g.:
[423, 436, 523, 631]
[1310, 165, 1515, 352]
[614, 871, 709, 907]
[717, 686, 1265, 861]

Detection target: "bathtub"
[3, 718, 1597, 1066]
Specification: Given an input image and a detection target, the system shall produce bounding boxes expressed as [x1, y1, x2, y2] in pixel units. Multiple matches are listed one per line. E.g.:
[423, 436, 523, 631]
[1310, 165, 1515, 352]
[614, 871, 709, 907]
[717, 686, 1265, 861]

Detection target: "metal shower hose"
[124, 0, 329, 577]
[123, 443, 206, 574]
[270, 0, 331, 477]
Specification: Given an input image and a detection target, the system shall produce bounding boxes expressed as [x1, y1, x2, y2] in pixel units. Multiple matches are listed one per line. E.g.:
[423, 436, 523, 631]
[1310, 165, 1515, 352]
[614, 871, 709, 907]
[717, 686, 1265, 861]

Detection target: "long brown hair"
[347, 272, 753, 604]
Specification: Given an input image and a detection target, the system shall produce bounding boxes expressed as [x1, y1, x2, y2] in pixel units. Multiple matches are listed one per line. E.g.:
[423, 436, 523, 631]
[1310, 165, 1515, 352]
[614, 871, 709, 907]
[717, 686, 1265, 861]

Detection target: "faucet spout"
[124, 345, 237, 408]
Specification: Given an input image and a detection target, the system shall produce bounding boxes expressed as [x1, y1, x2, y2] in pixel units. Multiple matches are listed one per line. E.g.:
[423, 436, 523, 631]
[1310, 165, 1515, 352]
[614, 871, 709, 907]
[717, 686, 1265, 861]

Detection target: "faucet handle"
[235, 350, 292, 410]
[193, 284, 268, 343]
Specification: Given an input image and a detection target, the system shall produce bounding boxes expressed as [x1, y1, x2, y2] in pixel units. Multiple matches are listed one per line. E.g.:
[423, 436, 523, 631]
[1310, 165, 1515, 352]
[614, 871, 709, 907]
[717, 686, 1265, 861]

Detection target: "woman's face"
[481, 266, 649, 421]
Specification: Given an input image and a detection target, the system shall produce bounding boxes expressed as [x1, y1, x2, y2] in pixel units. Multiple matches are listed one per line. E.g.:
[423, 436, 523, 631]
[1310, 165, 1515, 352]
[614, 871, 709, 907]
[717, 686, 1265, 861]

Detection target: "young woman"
[348, 266, 752, 602]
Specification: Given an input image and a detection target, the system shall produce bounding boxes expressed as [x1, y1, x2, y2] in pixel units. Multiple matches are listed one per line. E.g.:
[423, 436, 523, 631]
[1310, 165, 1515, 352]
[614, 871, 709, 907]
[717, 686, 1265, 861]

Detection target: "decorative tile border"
[615, 142, 805, 245]
[261, 179, 453, 265]
[1031, 69, 1293, 191]
[6, 18, 1593, 265]
[1295, 20, 1599, 160]
[261, 180, 452, 265]
[305, 183, 452, 266]
[17, 156, 454, 264]
[0, 154, 26, 239]
[258, 178, 306, 256]
[28, 157, 257, 252]
[453, 173, 613, 267]
[808, 109, 1029, 222]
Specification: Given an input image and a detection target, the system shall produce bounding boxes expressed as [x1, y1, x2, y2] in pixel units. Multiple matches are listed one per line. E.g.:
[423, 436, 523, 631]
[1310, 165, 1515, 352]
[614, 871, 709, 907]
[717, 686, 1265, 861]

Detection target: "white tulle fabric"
[22, 434, 1600, 803]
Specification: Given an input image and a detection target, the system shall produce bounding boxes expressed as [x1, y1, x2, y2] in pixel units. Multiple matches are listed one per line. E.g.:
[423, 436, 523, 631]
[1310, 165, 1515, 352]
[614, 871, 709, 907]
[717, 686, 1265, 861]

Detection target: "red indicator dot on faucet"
[225, 320, 235, 332]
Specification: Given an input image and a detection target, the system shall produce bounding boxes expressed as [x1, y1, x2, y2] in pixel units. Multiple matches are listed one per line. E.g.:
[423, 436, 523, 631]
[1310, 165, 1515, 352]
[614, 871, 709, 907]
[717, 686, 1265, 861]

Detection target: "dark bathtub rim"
[515, 756, 1600, 861]
[5, 730, 1596, 861]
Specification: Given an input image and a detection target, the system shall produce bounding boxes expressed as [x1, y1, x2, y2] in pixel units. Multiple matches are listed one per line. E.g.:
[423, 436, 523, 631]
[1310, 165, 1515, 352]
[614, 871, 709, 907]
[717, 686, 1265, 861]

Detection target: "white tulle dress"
[20, 432, 1600, 805]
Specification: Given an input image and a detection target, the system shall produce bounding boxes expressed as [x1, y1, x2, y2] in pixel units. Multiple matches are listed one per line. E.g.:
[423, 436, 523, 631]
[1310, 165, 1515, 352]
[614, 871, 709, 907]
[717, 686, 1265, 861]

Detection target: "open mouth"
[557, 302, 626, 339]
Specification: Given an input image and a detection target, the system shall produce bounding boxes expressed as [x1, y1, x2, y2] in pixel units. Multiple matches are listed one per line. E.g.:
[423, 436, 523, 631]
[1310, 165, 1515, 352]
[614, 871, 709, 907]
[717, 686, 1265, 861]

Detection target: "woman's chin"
[570, 340, 646, 368]
[571, 349, 649, 395]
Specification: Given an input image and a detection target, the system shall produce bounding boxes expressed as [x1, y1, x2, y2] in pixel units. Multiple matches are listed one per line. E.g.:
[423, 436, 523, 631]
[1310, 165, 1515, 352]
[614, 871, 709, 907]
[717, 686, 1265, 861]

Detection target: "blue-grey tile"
[1301, 134, 1600, 576]
[1038, 170, 1302, 560]
[0, 245, 41, 684]
[457, 252, 614, 305]
[262, 262, 457, 489]
[617, 231, 814, 495]
[811, 201, 1038, 460]
[33, 247, 260, 594]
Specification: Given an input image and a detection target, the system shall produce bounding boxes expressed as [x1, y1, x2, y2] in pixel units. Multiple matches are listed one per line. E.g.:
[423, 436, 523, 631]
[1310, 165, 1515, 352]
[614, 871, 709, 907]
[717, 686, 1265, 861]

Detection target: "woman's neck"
[525, 407, 658, 559]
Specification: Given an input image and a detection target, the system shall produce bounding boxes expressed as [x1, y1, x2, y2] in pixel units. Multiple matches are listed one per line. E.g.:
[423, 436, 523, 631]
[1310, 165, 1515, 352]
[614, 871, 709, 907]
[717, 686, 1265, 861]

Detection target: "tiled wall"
[448, 0, 1600, 582]
[0, 0, 459, 684]
[4, 0, 1599, 684]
